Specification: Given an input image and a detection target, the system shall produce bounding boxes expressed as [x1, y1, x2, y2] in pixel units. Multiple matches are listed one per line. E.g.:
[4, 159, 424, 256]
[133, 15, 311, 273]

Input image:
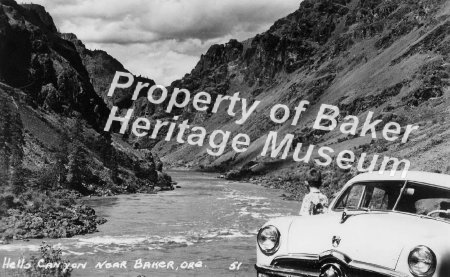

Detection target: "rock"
[156, 171, 174, 190]
[154, 155, 163, 171]
[96, 217, 107, 225]
[134, 151, 157, 182]
[40, 83, 61, 111]
[21, 3, 58, 32]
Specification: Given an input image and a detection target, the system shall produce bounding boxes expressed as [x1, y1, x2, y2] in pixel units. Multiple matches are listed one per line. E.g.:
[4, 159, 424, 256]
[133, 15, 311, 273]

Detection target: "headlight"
[257, 225, 280, 255]
[408, 245, 436, 277]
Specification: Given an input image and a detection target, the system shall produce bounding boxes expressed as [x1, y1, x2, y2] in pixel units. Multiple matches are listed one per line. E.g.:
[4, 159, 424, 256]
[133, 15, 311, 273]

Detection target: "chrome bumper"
[255, 264, 319, 277]
[255, 250, 410, 277]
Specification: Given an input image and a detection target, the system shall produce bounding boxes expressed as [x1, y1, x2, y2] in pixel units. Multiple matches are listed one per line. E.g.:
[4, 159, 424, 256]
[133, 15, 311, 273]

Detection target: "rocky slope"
[0, 0, 173, 241]
[127, 0, 450, 198]
[141, 0, 449, 167]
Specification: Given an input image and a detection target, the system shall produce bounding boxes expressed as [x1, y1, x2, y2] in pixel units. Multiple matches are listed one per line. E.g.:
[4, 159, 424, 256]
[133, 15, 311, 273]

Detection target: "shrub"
[24, 242, 73, 277]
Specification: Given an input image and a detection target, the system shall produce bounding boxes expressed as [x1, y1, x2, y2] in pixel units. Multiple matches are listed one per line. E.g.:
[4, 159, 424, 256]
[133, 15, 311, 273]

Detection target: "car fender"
[395, 235, 450, 277]
[256, 216, 296, 266]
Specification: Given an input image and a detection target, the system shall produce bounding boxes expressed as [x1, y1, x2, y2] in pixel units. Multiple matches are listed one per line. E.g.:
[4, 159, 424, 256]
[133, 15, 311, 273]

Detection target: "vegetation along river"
[0, 170, 299, 276]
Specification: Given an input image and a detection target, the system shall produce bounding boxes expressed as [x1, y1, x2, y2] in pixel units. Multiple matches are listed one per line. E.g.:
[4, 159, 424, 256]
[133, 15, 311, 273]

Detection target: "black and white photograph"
[0, 0, 449, 276]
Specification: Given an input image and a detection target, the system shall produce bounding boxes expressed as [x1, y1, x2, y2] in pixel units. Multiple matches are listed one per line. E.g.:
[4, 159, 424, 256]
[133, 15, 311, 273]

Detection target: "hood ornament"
[332, 236, 341, 248]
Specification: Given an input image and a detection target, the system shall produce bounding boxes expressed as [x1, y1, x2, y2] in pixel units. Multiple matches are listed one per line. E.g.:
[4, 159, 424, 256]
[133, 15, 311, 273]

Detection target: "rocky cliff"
[0, 0, 172, 241]
[138, 0, 449, 181]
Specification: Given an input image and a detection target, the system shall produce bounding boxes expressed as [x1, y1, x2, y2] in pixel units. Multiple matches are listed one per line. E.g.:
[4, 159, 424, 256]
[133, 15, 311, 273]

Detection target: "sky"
[31, 0, 300, 86]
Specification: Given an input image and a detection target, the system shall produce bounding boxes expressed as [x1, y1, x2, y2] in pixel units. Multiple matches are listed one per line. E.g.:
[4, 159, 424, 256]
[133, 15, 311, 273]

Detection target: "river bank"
[0, 190, 106, 243]
[0, 170, 176, 243]
[0, 170, 299, 277]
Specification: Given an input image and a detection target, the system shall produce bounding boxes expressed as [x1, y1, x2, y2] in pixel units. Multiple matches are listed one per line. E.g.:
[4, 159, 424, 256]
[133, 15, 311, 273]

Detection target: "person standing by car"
[299, 169, 328, 216]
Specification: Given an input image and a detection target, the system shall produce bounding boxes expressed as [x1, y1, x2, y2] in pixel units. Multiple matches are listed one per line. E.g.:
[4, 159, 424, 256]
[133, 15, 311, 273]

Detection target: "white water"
[0, 170, 299, 276]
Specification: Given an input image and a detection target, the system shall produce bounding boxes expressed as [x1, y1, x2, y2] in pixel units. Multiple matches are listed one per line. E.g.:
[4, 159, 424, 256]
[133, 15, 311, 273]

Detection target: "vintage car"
[256, 171, 450, 277]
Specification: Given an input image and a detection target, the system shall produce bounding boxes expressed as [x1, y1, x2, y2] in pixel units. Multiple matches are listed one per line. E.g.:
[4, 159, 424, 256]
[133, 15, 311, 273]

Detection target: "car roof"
[348, 171, 450, 189]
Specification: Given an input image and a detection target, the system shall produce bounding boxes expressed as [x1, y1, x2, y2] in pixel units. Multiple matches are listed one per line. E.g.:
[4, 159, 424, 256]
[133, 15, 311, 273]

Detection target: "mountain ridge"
[129, 0, 450, 194]
[0, 0, 173, 241]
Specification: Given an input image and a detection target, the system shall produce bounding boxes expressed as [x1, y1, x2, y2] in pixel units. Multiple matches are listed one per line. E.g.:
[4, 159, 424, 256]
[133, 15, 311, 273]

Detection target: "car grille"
[269, 258, 394, 277]
[272, 258, 318, 275]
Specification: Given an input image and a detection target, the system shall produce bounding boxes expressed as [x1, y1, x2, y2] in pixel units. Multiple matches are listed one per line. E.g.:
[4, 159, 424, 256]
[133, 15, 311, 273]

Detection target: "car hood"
[287, 211, 449, 269]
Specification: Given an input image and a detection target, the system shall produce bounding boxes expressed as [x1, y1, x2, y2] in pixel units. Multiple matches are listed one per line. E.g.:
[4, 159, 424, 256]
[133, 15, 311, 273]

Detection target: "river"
[0, 170, 299, 276]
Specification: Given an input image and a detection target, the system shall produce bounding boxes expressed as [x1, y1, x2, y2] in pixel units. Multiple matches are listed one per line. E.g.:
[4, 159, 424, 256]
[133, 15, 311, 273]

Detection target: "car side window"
[396, 182, 450, 221]
[363, 186, 389, 210]
[334, 181, 403, 211]
[335, 184, 364, 209]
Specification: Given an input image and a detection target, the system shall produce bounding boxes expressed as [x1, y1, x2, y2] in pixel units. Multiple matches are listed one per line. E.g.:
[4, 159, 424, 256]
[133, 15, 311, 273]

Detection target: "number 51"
[229, 261, 242, 271]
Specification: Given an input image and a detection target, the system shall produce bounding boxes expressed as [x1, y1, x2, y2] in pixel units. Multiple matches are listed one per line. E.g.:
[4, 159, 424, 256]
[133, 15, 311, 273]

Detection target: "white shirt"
[299, 187, 328, 216]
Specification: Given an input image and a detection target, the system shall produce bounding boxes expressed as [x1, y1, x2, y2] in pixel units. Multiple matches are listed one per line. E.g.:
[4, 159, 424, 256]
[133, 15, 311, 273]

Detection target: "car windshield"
[334, 181, 450, 222]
